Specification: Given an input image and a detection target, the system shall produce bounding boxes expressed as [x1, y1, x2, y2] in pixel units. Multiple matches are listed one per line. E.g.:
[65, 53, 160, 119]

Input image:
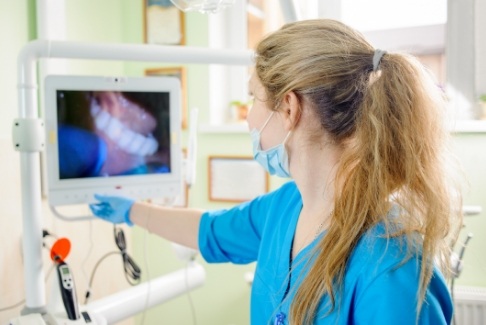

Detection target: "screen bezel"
[44, 75, 182, 206]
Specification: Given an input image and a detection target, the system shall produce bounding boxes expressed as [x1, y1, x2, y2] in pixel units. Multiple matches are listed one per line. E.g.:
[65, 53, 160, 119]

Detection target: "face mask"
[250, 112, 291, 178]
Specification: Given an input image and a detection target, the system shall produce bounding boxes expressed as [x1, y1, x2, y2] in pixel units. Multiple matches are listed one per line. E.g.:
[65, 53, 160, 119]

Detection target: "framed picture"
[143, 0, 185, 45]
[208, 156, 269, 202]
[145, 66, 187, 129]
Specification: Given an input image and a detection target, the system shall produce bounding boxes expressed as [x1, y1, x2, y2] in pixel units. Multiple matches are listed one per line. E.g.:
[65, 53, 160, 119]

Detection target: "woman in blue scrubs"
[91, 19, 463, 324]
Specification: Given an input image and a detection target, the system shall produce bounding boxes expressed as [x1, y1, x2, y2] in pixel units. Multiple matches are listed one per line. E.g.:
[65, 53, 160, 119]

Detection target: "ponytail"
[348, 52, 462, 311]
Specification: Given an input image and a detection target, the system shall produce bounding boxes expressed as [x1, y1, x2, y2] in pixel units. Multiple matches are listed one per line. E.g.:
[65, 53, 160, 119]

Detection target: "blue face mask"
[250, 112, 291, 178]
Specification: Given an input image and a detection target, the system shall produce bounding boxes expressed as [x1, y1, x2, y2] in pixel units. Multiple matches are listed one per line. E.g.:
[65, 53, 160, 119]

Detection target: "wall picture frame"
[143, 0, 186, 45]
[145, 66, 187, 129]
[208, 156, 269, 203]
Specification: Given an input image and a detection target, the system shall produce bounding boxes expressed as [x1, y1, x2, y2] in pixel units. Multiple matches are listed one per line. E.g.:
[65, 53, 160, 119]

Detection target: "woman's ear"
[280, 91, 302, 131]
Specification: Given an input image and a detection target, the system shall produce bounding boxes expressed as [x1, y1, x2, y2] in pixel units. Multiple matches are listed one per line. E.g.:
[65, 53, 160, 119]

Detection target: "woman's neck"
[291, 140, 341, 214]
[289, 141, 341, 260]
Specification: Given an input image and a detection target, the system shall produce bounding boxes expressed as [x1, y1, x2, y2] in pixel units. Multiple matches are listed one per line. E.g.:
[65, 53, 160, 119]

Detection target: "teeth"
[90, 104, 159, 157]
[94, 109, 111, 130]
[105, 117, 124, 140]
[117, 128, 136, 150]
[139, 135, 158, 156]
[127, 133, 145, 154]
[90, 100, 101, 116]
[147, 137, 158, 155]
[139, 140, 152, 156]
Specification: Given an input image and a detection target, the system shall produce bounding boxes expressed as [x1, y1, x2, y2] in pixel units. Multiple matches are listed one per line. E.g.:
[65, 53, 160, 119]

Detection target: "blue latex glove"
[89, 194, 135, 226]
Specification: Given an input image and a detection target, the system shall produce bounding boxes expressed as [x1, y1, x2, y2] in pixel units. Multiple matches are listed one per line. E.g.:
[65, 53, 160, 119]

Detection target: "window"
[207, 0, 284, 128]
[207, 0, 483, 128]
[341, 0, 447, 31]
[341, 0, 447, 86]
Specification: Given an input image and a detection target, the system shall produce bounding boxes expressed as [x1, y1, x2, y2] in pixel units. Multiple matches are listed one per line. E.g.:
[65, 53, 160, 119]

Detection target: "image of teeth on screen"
[45, 76, 182, 206]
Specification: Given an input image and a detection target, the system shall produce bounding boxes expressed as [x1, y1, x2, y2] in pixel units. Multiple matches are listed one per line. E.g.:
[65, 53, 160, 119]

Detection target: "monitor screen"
[44, 75, 182, 206]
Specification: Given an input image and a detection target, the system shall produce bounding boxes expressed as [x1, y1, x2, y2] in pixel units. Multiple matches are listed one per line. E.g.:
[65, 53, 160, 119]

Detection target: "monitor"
[44, 75, 182, 206]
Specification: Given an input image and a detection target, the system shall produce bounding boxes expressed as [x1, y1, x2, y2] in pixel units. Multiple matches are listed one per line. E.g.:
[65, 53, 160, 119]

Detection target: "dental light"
[169, 0, 235, 14]
[169, 0, 299, 23]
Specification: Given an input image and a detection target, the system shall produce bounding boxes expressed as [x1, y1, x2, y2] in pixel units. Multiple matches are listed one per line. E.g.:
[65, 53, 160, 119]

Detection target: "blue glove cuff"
[125, 208, 134, 227]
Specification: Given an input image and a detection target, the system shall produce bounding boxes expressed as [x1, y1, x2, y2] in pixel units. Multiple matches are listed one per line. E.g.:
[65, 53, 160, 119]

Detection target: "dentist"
[91, 19, 463, 324]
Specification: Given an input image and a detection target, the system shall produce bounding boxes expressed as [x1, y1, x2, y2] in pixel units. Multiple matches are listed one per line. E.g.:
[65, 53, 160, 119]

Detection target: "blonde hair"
[255, 19, 463, 324]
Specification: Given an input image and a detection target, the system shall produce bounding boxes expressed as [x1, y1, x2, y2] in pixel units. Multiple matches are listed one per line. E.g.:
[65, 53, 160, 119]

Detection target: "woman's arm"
[130, 202, 204, 250]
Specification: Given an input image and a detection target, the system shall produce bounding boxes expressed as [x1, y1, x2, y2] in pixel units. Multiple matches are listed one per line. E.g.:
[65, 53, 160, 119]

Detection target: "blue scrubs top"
[198, 181, 453, 324]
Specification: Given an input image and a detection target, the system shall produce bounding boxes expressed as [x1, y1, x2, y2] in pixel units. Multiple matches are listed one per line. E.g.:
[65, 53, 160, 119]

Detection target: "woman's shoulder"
[347, 219, 423, 283]
[252, 180, 300, 205]
[273, 180, 298, 194]
[343, 220, 452, 324]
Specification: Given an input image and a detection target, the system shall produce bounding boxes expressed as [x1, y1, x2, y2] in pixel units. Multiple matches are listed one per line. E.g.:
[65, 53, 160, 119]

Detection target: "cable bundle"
[113, 226, 141, 285]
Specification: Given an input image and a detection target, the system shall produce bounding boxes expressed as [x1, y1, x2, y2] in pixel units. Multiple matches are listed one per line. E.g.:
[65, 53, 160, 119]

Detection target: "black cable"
[83, 227, 142, 304]
[113, 226, 142, 285]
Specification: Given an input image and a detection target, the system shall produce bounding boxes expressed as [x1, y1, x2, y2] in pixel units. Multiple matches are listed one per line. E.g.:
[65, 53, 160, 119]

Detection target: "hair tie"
[372, 49, 387, 72]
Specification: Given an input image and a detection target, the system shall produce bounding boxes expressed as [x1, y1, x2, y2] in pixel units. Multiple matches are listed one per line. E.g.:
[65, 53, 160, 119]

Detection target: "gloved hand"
[89, 194, 135, 226]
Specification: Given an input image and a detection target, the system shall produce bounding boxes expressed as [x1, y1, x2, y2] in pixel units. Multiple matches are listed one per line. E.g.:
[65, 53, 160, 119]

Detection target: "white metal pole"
[33, 39, 253, 65]
[18, 43, 49, 312]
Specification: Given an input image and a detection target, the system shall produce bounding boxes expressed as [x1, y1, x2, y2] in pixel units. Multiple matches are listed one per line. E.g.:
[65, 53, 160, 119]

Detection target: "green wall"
[2, 1, 485, 325]
[451, 133, 486, 288]
[0, 0, 34, 138]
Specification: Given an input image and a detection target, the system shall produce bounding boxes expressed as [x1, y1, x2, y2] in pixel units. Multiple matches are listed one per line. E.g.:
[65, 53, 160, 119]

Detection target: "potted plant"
[480, 94, 486, 119]
[229, 100, 250, 122]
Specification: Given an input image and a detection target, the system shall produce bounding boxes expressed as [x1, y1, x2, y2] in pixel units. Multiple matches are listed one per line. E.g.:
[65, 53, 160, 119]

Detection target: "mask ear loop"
[282, 130, 292, 145]
[258, 111, 275, 133]
[260, 111, 293, 147]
